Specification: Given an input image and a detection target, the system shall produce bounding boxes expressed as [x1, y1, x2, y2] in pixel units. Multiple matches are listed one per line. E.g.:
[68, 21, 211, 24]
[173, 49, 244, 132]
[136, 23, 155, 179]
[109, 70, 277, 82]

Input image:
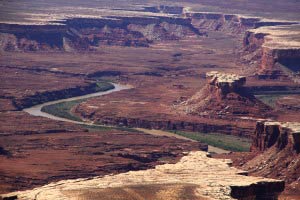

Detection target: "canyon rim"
[0, 0, 300, 199]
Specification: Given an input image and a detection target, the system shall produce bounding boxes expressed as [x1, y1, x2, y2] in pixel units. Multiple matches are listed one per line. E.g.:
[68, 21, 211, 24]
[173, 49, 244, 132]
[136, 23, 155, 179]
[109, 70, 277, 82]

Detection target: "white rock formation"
[1, 151, 284, 200]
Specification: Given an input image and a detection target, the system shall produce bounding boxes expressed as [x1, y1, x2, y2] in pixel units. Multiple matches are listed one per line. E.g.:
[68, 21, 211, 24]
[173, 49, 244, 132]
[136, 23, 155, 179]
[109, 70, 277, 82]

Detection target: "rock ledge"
[1, 151, 284, 200]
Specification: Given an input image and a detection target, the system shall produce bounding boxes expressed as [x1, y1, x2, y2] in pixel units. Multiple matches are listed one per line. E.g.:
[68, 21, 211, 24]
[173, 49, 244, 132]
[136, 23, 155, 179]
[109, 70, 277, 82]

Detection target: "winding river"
[23, 82, 228, 154]
[23, 83, 131, 125]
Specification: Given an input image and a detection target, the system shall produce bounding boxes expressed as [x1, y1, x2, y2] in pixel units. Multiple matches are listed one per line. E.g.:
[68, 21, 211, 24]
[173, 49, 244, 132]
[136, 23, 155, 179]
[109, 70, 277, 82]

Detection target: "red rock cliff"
[177, 71, 271, 119]
[0, 16, 200, 51]
[244, 121, 300, 188]
[243, 24, 300, 79]
[252, 121, 300, 152]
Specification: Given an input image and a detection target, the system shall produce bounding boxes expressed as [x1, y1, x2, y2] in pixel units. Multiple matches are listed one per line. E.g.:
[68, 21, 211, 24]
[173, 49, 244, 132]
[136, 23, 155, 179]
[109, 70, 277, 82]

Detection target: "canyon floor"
[0, 0, 300, 199]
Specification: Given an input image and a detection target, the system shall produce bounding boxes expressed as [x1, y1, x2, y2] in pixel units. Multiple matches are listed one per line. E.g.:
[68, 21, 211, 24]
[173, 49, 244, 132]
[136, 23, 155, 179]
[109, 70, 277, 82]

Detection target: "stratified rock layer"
[243, 24, 300, 80]
[1, 151, 284, 200]
[243, 121, 300, 188]
[177, 71, 270, 118]
[206, 71, 246, 95]
[252, 121, 300, 152]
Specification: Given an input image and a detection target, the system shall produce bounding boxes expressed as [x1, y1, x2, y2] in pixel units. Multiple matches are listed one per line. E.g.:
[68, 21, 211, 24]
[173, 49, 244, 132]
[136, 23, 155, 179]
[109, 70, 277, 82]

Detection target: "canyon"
[0, 0, 300, 199]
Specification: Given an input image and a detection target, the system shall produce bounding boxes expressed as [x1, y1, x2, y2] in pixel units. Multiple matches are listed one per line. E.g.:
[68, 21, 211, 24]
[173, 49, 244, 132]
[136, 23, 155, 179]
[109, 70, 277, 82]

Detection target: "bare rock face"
[176, 71, 270, 118]
[206, 71, 246, 95]
[1, 151, 284, 200]
[243, 24, 300, 80]
[251, 121, 300, 152]
[244, 121, 300, 187]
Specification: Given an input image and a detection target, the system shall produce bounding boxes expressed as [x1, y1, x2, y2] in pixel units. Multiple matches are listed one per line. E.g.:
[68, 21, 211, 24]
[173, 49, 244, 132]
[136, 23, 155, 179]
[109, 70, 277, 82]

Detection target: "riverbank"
[136, 128, 230, 154]
[32, 83, 247, 153]
[23, 83, 131, 124]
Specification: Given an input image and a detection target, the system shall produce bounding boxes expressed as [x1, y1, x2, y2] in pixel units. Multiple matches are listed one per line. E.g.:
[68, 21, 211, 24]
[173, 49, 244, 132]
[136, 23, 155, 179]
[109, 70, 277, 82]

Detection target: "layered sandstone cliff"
[177, 71, 271, 118]
[187, 13, 260, 34]
[0, 5, 299, 82]
[0, 16, 201, 51]
[243, 24, 300, 80]
[244, 121, 300, 187]
[1, 12, 257, 52]
[1, 6, 298, 55]
[251, 121, 300, 152]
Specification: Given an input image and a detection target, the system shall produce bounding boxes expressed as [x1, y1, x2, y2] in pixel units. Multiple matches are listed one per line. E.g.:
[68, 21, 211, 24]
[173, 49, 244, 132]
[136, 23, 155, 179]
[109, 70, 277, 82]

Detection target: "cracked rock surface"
[2, 151, 284, 200]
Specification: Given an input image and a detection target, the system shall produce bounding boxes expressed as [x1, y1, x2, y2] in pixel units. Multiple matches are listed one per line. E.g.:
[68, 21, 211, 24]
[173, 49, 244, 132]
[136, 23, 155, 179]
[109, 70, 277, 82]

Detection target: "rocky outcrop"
[258, 47, 300, 80]
[0, 24, 67, 51]
[243, 121, 300, 187]
[243, 24, 300, 80]
[243, 31, 266, 52]
[186, 12, 296, 36]
[1, 151, 284, 200]
[206, 71, 246, 95]
[251, 121, 300, 152]
[176, 71, 271, 118]
[187, 13, 260, 34]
